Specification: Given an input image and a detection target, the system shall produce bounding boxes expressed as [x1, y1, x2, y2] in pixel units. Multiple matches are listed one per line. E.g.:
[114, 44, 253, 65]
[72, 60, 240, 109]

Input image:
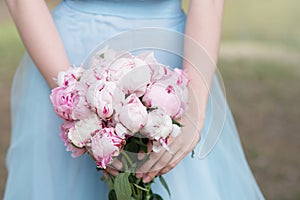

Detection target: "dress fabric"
[4, 0, 265, 199]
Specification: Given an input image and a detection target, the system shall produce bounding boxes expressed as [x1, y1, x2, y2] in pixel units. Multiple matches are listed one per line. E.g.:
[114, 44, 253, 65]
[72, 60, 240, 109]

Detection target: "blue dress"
[4, 0, 265, 199]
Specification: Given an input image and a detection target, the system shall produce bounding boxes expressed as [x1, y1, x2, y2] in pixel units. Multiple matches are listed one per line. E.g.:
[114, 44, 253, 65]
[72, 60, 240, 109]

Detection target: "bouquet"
[50, 46, 189, 200]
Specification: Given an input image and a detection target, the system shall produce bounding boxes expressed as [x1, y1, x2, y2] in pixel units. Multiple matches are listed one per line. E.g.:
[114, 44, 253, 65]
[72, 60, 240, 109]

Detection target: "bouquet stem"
[102, 137, 167, 200]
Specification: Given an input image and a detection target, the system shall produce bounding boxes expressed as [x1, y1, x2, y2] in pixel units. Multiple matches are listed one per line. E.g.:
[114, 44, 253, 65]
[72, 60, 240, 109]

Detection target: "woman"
[4, 0, 264, 199]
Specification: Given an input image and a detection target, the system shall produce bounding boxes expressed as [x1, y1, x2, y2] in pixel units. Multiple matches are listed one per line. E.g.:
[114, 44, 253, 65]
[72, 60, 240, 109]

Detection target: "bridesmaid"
[4, 0, 264, 199]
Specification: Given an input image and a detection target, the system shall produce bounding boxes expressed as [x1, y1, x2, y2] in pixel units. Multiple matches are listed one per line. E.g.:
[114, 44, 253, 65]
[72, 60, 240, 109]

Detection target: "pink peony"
[115, 123, 131, 138]
[174, 68, 190, 89]
[150, 63, 189, 89]
[91, 127, 125, 169]
[117, 94, 148, 133]
[142, 81, 182, 118]
[50, 84, 91, 121]
[86, 80, 125, 119]
[107, 57, 135, 81]
[50, 86, 73, 120]
[60, 121, 86, 158]
[88, 46, 125, 69]
[57, 66, 84, 87]
[140, 109, 173, 140]
[71, 83, 92, 120]
[79, 67, 105, 87]
[140, 109, 181, 152]
[68, 114, 103, 148]
[143, 65, 190, 119]
[136, 51, 160, 72]
[150, 63, 174, 82]
[120, 58, 152, 97]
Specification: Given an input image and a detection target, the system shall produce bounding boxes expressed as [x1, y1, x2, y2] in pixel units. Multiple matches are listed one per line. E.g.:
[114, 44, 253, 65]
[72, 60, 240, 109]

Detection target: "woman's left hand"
[136, 114, 204, 183]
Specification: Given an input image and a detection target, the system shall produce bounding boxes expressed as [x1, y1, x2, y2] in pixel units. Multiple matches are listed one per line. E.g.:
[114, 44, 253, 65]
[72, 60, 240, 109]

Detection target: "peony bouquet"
[50, 47, 189, 200]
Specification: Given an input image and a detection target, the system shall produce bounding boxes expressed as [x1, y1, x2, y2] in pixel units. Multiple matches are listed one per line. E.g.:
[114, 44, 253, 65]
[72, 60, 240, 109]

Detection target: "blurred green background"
[1, 0, 300, 199]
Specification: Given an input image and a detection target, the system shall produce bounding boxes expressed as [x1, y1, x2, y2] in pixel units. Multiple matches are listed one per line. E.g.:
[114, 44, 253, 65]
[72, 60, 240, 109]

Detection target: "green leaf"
[128, 173, 137, 183]
[100, 175, 106, 181]
[130, 137, 148, 150]
[127, 136, 149, 154]
[172, 119, 184, 127]
[150, 194, 163, 200]
[147, 107, 158, 112]
[114, 172, 132, 200]
[99, 53, 105, 58]
[124, 141, 139, 153]
[191, 149, 195, 158]
[106, 176, 114, 190]
[159, 175, 171, 197]
[108, 190, 117, 200]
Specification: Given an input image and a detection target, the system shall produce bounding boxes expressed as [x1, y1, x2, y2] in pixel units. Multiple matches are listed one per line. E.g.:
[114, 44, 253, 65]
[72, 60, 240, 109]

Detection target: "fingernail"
[136, 172, 142, 178]
[115, 162, 122, 170]
[110, 170, 119, 176]
[143, 176, 151, 183]
[138, 152, 146, 160]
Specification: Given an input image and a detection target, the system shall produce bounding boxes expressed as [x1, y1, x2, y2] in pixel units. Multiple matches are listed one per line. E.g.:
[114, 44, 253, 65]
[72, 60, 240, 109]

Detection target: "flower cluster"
[50, 47, 189, 169]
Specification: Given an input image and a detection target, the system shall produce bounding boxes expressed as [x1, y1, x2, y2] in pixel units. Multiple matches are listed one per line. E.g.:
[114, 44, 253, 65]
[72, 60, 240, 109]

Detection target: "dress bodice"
[64, 0, 184, 18]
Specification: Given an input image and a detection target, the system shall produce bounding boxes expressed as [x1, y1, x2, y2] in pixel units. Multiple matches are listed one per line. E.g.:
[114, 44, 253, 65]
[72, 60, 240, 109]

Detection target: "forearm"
[184, 0, 224, 115]
[6, 0, 70, 88]
[185, 0, 224, 64]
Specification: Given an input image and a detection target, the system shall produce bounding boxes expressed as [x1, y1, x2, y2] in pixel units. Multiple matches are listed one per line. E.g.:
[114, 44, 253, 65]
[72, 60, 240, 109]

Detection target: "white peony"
[68, 114, 102, 148]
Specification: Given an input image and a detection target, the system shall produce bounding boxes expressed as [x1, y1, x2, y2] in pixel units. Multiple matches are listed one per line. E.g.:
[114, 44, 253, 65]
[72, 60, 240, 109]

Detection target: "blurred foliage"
[183, 0, 300, 49]
[222, 0, 300, 49]
[0, 23, 24, 85]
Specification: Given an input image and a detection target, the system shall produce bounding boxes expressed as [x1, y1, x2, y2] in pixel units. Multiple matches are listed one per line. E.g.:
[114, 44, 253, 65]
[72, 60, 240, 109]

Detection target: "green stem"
[133, 183, 150, 192]
[121, 151, 134, 167]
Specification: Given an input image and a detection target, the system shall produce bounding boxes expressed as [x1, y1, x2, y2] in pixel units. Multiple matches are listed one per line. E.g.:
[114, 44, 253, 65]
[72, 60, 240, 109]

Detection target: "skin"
[138, 0, 225, 183]
[6, 0, 71, 89]
[6, 0, 224, 184]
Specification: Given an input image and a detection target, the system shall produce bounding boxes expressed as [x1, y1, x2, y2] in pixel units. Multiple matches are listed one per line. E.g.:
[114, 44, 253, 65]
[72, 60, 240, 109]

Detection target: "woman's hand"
[135, 0, 224, 183]
[135, 81, 206, 183]
[99, 0, 224, 182]
[103, 109, 204, 183]
[135, 117, 204, 183]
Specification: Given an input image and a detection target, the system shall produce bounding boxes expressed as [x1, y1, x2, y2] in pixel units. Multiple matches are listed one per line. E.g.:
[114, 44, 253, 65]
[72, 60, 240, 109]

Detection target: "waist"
[63, 0, 184, 19]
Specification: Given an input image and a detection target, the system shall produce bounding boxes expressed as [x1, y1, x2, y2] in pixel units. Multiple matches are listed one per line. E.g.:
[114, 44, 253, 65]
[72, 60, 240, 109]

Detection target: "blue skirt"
[5, 0, 265, 199]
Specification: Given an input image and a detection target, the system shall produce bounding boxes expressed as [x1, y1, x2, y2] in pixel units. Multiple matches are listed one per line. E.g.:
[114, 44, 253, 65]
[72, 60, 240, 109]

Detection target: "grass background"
[1, 0, 300, 199]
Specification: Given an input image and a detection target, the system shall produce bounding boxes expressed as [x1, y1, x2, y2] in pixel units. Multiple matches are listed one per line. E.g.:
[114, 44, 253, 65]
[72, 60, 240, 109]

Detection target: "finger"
[136, 149, 165, 178]
[102, 170, 109, 180]
[110, 159, 123, 171]
[137, 150, 146, 160]
[137, 136, 182, 178]
[105, 166, 119, 176]
[147, 150, 174, 173]
[159, 153, 182, 175]
[142, 151, 174, 183]
[167, 130, 200, 160]
[159, 134, 200, 175]
[147, 141, 153, 153]
[137, 141, 153, 160]
[142, 168, 160, 183]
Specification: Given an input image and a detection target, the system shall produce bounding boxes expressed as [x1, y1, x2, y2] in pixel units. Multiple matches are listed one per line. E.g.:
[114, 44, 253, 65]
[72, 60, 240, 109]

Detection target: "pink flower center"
[103, 106, 109, 115]
[166, 85, 174, 94]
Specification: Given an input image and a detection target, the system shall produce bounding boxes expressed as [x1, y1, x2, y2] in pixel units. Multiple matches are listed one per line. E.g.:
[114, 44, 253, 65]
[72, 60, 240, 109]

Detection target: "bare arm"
[6, 0, 70, 88]
[184, 0, 224, 117]
[137, 0, 224, 183]
[185, 0, 224, 64]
